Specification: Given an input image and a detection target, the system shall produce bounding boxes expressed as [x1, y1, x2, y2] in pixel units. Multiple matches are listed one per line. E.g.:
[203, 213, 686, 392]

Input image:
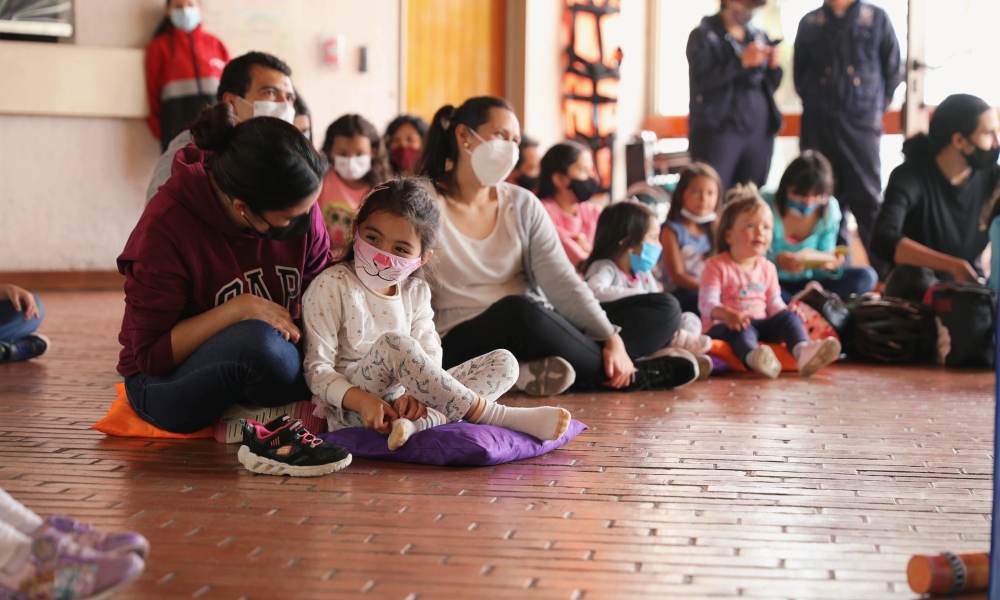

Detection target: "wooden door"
[406, 0, 507, 121]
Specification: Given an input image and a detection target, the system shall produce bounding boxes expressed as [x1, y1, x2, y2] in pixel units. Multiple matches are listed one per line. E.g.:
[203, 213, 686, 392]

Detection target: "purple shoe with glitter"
[46, 516, 150, 559]
[0, 529, 144, 600]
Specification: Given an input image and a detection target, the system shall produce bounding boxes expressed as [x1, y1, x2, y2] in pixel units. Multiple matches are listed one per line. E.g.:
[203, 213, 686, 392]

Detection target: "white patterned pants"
[329, 333, 518, 430]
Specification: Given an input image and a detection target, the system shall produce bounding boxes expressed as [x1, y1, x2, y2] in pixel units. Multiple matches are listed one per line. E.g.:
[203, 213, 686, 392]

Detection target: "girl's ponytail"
[417, 96, 515, 193]
[416, 104, 457, 188]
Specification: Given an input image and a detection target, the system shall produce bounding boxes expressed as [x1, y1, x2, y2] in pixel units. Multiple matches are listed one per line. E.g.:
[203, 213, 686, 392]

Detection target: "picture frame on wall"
[0, 0, 73, 42]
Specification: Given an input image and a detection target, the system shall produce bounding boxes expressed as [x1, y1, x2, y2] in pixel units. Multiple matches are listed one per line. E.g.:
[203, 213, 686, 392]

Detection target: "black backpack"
[845, 297, 938, 364]
[923, 283, 997, 367]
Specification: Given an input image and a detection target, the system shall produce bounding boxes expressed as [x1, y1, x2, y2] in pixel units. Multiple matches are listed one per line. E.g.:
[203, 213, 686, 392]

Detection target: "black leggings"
[441, 293, 681, 385]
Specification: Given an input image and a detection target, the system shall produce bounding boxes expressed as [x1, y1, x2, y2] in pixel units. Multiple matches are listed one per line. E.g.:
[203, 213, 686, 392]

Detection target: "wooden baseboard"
[0, 270, 124, 290]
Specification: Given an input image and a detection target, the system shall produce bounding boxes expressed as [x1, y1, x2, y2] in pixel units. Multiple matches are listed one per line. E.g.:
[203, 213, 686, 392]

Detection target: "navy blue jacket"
[794, 1, 903, 123]
[686, 14, 783, 136]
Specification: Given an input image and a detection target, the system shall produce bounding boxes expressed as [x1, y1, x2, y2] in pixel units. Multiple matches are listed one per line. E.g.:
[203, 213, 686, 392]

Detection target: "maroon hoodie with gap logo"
[117, 144, 332, 378]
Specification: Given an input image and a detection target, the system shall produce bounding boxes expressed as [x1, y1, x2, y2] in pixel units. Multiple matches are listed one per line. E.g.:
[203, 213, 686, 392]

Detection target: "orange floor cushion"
[93, 382, 213, 439]
[708, 339, 799, 372]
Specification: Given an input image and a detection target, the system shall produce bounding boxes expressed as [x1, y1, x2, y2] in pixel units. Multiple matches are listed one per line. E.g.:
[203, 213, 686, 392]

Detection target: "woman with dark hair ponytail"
[872, 93, 1000, 301]
[117, 104, 335, 435]
[419, 96, 689, 395]
[145, 0, 230, 151]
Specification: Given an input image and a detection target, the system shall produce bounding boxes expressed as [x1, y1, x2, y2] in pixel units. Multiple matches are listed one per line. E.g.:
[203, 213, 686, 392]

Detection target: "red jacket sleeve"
[144, 37, 165, 140]
[119, 217, 192, 376]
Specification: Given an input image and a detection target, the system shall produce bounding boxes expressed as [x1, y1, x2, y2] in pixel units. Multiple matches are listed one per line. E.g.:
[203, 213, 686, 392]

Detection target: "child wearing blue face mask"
[763, 151, 878, 303]
[584, 201, 713, 374]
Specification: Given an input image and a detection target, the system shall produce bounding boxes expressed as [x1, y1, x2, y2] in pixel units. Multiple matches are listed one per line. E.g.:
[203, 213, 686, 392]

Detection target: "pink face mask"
[353, 237, 423, 291]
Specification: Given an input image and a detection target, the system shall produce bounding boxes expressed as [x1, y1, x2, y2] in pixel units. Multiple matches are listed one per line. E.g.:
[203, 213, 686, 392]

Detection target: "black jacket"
[686, 14, 783, 136]
[794, 1, 903, 124]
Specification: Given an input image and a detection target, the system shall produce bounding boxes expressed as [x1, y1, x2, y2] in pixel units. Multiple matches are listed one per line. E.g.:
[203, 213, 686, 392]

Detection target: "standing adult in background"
[687, 0, 782, 193]
[506, 135, 542, 193]
[385, 115, 429, 176]
[871, 94, 999, 302]
[146, 52, 297, 203]
[794, 0, 902, 272]
[145, 0, 229, 152]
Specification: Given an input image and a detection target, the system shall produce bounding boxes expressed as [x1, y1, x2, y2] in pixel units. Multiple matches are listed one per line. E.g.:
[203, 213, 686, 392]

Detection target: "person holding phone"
[686, 0, 783, 193]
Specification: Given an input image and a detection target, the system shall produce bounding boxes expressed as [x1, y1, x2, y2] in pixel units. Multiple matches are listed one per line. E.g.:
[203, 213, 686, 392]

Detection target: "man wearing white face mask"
[145, 51, 299, 203]
[145, 0, 229, 152]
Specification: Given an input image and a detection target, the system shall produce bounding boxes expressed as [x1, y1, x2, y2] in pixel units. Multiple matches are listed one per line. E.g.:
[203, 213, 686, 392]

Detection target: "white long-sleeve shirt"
[583, 259, 662, 303]
[302, 262, 441, 411]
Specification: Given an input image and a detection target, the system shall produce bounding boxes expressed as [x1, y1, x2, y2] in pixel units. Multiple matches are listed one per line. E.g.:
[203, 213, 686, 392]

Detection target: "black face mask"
[243, 209, 312, 241]
[568, 177, 601, 202]
[963, 138, 1000, 170]
[515, 174, 539, 191]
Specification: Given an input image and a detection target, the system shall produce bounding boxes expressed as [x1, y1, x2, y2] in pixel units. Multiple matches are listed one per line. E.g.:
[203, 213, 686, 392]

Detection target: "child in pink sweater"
[699, 184, 840, 379]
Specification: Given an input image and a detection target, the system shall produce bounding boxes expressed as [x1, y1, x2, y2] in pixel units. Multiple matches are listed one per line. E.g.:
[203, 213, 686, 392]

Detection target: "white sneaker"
[695, 354, 713, 380]
[516, 357, 576, 396]
[747, 346, 781, 379]
[795, 337, 841, 377]
[671, 328, 712, 354]
[679, 312, 702, 335]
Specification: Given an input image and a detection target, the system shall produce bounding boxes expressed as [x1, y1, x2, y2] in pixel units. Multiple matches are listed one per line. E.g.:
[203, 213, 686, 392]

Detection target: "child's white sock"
[388, 407, 448, 450]
[470, 399, 571, 441]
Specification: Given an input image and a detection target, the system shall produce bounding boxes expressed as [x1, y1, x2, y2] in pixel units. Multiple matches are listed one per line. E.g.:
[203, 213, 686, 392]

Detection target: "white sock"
[0, 521, 32, 575]
[0, 488, 43, 535]
[388, 408, 448, 450]
[792, 341, 807, 359]
[472, 401, 571, 441]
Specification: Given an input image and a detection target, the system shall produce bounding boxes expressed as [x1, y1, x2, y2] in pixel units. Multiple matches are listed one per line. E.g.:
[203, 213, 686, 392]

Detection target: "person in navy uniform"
[687, 0, 782, 194]
[794, 0, 902, 272]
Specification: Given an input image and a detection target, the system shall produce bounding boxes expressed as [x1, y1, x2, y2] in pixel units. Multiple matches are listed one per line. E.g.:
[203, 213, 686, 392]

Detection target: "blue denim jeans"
[124, 320, 311, 433]
[0, 297, 44, 343]
[779, 266, 879, 304]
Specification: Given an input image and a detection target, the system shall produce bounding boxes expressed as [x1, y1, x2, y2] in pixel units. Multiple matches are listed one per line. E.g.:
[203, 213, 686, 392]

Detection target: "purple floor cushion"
[318, 420, 588, 466]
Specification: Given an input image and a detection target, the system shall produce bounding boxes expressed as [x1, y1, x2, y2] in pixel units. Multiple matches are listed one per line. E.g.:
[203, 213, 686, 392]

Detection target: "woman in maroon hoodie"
[118, 103, 331, 433]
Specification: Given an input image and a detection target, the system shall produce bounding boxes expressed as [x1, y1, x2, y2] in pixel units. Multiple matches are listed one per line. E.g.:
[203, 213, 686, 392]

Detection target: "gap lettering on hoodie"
[214, 266, 301, 308]
[216, 278, 243, 306]
[275, 267, 301, 311]
[244, 269, 273, 302]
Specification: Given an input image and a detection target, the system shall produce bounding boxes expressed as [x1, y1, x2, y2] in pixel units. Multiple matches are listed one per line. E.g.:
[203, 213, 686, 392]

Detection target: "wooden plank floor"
[0, 291, 994, 600]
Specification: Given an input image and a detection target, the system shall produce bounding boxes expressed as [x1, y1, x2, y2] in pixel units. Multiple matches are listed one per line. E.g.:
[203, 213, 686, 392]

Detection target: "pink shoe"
[0, 529, 144, 600]
[213, 399, 326, 443]
[46, 516, 150, 559]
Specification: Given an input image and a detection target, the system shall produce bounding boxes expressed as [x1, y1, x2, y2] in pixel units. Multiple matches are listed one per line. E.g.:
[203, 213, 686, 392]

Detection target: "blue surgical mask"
[629, 242, 662, 274]
[787, 198, 823, 217]
[170, 6, 201, 32]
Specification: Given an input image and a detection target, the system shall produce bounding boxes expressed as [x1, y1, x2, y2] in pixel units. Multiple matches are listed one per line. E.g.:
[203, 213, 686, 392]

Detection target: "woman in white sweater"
[302, 179, 573, 449]
[417, 96, 691, 394]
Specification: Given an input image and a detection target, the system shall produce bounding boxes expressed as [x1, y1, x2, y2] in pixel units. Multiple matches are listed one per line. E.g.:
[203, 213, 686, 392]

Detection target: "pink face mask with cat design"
[353, 237, 423, 291]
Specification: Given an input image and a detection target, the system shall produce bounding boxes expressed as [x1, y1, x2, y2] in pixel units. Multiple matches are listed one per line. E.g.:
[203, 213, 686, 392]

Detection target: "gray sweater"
[146, 130, 192, 203]
[433, 182, 617, 341]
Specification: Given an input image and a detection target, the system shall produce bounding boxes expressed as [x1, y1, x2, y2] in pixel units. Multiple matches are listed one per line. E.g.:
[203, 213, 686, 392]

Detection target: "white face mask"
[680, 207, 717, 224]
[334, 154, 372, 182]
[465, 128, 518, 187]
[252, 100, 296, 124]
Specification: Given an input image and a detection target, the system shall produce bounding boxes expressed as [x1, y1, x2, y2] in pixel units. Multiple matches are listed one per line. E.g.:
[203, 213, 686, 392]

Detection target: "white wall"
[520, 0, 647, 201]
[0, 0, 400, 272]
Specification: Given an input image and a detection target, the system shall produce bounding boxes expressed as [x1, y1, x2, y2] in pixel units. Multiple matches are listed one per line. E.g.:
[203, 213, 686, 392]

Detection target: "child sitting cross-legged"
[699, 184, 841, 379]
[582, 200, 710, 380]
[303, 179, 572, 450]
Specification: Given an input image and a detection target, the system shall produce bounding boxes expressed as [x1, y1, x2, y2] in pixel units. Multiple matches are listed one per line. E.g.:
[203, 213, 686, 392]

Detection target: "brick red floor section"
[0, 291, 994, 599]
